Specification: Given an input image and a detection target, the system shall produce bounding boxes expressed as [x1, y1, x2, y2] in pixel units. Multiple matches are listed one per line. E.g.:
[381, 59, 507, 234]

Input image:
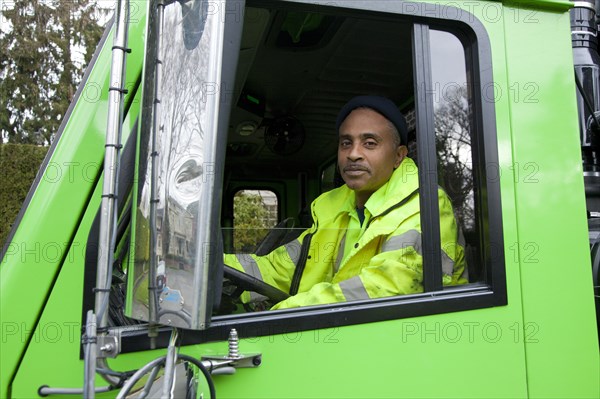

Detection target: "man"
[225, 95, 467, 309]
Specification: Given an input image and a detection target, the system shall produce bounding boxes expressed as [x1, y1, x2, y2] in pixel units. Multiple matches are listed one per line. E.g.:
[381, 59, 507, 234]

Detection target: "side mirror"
[126, 0, 226, 330]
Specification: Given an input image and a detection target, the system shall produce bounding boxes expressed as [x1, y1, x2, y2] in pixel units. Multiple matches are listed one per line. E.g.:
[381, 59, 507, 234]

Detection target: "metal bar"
[83, 311, 97, 399]
[161, 329, 179, 397]
[93, 0, 130, 387]
[412, 23, 443, 292]
[149, 0, 166, 329]
[95, 0, 130, 331]
[38, 386, 114, 396]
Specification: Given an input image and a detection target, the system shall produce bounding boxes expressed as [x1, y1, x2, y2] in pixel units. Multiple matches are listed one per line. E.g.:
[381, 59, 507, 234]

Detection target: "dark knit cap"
[335, 95, 408, 145]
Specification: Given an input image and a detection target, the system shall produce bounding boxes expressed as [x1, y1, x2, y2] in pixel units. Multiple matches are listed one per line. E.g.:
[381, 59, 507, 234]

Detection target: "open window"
[231, 189, 280, 252]
[210, 0, 505, 331]
[101, 0, 505, 349]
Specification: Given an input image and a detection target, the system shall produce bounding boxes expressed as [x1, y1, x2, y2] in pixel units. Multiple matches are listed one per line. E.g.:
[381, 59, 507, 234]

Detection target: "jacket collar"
[364, 157, 419, 215]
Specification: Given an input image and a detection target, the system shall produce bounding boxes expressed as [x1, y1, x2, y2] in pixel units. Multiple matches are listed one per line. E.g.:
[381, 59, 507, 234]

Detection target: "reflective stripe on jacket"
[224, 158, 467, 309]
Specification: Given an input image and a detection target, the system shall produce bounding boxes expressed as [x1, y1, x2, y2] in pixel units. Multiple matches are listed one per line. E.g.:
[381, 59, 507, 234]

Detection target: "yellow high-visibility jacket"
[224, 158, 467, 309]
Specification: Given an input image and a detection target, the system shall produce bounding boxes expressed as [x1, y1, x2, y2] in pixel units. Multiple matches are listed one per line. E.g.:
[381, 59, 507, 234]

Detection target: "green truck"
[1, 0, 599, 397]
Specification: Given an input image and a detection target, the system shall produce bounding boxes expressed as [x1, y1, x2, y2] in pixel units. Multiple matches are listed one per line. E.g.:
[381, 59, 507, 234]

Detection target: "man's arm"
[270, 244, 424, 309]
[223, 228, 312, 299]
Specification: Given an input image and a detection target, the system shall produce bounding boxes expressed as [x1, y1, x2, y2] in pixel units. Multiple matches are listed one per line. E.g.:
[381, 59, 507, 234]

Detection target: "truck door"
[122, 0, 527, 397]
[7, 0, 527, 397]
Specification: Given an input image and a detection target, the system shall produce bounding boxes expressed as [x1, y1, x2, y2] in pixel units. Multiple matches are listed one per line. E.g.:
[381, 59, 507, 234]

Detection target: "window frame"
[118, 0, 506, 351]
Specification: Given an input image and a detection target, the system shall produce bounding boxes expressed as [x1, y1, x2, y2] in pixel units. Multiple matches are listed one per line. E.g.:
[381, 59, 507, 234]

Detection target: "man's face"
[338, 108, 406, 207]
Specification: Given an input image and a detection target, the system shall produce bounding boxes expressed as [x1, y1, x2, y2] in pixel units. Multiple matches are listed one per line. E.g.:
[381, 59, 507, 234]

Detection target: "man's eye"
[364, 141, 377, 147]
[340, 140, 352, 147]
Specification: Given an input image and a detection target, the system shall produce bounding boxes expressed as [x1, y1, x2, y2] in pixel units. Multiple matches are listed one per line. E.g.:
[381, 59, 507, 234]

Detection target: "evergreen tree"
[233, 192, 270, 253]
[0, 0, 107, 145]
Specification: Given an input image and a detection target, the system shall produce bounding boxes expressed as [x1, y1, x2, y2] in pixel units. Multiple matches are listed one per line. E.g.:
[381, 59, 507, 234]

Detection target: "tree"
[233, 191, 270, 253]
[0, 0, 107, 145]
[434, 85, 475, 230]
[0, 143, 49, 246]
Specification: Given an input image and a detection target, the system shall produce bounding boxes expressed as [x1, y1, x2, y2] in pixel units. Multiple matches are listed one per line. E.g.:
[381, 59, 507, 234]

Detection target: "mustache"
[342, 164, 370, 172]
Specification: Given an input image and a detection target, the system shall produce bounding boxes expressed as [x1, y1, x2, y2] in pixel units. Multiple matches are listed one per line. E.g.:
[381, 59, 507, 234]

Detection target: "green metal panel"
[10, 108, 141, 398]
[501, 3, 600, 398]
[0, 3, 147, 395]
[501, 0, 572, 12]
[213, 316, 530, 398]
[3, 0, 600, 397]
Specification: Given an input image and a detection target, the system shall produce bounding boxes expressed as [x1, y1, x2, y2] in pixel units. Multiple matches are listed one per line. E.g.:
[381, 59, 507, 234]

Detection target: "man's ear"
[395, 145, 408, 168]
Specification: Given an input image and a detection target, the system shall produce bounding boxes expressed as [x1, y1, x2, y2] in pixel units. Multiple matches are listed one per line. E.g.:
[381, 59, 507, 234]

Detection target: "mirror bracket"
[96, 331, 121, 359]
[201, 329, 262, 371]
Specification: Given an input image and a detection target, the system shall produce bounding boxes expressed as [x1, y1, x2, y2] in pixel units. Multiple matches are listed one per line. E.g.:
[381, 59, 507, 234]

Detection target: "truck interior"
[221, 7, 418, 247]
[219, 5, 482, 286]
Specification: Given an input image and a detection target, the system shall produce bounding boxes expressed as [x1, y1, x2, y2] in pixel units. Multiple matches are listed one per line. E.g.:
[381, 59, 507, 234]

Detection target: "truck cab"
[1, 0, 599, 397]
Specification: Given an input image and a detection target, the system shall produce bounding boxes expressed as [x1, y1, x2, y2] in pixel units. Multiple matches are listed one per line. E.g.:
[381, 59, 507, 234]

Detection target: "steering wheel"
[223, 265, 290, 304]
